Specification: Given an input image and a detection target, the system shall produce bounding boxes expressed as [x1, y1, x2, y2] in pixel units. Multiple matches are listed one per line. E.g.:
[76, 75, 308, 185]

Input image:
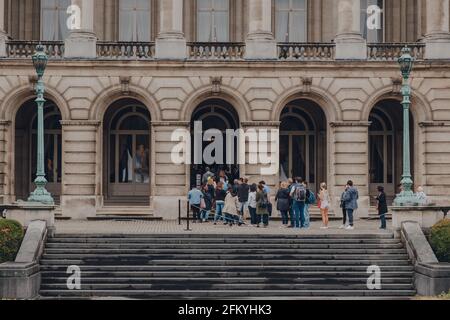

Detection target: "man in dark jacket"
[237, 178, 250, 218]
[343, 180, 359, 230]
[376, 186, 388, 229]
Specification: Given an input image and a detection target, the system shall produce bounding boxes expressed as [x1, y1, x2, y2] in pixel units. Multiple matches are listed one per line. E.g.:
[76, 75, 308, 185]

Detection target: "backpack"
[306, 190, 316, 204]
[293, 184, 306, 202]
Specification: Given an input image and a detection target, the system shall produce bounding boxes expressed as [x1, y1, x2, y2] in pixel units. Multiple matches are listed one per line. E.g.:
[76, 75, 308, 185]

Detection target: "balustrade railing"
[278, 43, 335, 61]
[367, 43, 425, 61]
[187, 42, 245, 60]
[96, 42, 155, 60]
[6, 41, 64, 59]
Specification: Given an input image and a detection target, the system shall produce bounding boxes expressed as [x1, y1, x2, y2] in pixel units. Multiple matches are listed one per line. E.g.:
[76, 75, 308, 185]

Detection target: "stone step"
[39, 258, 411, 266]
[38, 289, 417, 298]
[40, 283, 415, 291]
[44, 243, 405, 250]
[40, 277, 413, 284]
[39, 264, 415, 272]
[40, 270, 414, 278]
[42, 253, 410, 260]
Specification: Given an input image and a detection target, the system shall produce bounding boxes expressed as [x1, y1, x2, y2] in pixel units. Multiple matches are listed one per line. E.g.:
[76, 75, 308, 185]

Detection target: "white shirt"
[248, 192, 257, 208]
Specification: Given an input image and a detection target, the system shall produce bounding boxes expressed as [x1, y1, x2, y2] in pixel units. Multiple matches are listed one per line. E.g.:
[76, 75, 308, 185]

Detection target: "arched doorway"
[103, 99, 151, 205]
[368, 99, 414, 205]
[279, 99, 327, 193]
[15, 100, 62, 202]
[190, 99, 240, 187]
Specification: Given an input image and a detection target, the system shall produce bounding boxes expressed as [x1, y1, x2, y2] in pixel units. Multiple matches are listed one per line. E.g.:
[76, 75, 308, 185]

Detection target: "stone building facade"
[0, 0, 450, 219]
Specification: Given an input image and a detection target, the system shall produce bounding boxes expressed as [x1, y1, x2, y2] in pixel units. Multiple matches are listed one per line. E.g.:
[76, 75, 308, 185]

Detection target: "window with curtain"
[197, 0, 230, 42]
[41, 0, 71, 41]
[119, 0, 151, 42]
[361, 0, 384, 42]
[275, 0, 307, 43]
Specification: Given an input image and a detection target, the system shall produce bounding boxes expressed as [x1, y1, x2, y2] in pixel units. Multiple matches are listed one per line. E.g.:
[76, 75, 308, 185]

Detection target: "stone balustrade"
[96, 42, 155, 60]
[367, 43, 426, 61]
[278, 43, 335, 61]
[187, 42, 245, 61]
[2, 40, 432, 62]
[6, 41, 64, 59]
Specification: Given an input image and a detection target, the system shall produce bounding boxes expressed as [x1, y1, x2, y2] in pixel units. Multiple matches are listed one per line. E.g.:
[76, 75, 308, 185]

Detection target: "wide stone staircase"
[39, 234, 416, 299]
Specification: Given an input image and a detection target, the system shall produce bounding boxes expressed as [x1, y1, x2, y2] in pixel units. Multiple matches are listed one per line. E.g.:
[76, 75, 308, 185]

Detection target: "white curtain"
[197, 0, 229, 42]
[275, 0, 307, 42]
[41, 0, 71, 41]
[119, 0, 151, 42]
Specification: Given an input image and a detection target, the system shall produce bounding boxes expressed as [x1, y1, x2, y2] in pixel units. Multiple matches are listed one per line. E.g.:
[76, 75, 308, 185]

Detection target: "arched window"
[197, 0, 230, 42]
[360, 0, 384, 42]
[41, 0, 71, 41]
[275, 0, 307, 42]
[119, 0, 151, 41]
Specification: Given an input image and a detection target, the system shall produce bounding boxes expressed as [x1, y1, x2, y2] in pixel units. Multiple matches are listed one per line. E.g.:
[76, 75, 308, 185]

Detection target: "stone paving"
[55, 218, 392, 235]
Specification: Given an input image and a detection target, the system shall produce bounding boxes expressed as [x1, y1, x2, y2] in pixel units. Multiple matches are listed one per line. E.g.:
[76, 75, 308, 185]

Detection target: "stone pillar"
[151, 121, 190, 219]
[0, 120, 10, 203]
[240, 122, 280, 197]
[155, 0, 187, 60]
[424, 0, 450, 59]
[334, 0, 367, 60]
[0, 0, 7, 57]
[60, 121, 100, 219]
[330, 122, 371, 217]
[245, 0, 277, 60]
[65, 0, 97, 58]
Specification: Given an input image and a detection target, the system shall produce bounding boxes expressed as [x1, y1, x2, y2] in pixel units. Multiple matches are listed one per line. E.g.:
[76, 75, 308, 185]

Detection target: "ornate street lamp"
[393, 46, 419, 206]
[28, 44, 54, 205]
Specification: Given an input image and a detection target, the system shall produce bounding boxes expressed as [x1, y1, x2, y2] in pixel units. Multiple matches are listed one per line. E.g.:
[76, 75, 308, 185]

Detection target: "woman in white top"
[319, 182, 330, 229]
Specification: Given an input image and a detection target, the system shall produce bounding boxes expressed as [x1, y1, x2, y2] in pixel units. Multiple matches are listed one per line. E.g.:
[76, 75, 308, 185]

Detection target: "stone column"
[60, 121, 100, 219]
[0, 0, 7, 57]
[151, 121, 190, 219]
[425, 0, 450, 59]
[155, 0, 187, 60]
[245, 0, 277, 60]
[330, 121, 371, 217]
[65, 0, 97, 58]
[334, 0, 367, 60]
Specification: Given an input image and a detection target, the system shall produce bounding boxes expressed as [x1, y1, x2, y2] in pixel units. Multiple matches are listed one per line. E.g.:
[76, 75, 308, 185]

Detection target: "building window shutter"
[119, 0, 151, 42]
[197, 0, 229, 42]
[275, 0, 307, 43]
[41, 0, 71, 41]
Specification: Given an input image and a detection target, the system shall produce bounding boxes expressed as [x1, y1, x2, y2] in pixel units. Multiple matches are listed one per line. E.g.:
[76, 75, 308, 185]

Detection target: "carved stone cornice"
[0, 120, 12, 126]
[151, 121, 190, 127]
[60, 120, 101, 127]
[330, 121, 371, 128]
[241, 121, 281, 128]
[419, 121, 450, 127]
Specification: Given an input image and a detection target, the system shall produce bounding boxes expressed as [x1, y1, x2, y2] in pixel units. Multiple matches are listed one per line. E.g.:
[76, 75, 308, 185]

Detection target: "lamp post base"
[393, 191, 420, 207]
[28, 188, 54, 206]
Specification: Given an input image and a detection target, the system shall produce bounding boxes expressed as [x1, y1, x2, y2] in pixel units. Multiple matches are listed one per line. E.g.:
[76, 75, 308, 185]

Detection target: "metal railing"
[6, 41, 65, 59]
[367, 43, 426, 61]
[187, 42, 245, 60]
[96, 42, 155, 60]
[278, 43, 335, 61]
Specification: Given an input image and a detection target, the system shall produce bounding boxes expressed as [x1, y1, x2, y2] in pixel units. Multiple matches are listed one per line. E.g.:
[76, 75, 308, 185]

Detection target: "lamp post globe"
[28, 44, 54, 205]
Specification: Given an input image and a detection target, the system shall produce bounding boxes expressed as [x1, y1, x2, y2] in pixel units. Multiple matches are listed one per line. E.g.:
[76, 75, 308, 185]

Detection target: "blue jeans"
[292, 201, 305, 228]
[249, 207, 257, 225]
[280, 210, 289, 225]
[346, 209, 354, 226]
[304, 204, 310, 228]
[380, 213, 386, 229]
[257, 214, 269, 226]
[214, 201, 225, 222]
[200, 210, 210, 221]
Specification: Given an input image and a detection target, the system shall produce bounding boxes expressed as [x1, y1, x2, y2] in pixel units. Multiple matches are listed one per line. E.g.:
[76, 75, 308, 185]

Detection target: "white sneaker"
[339, 225, 346, 229]
[346, 225, 354, 230]
[320, 226, 328, 229]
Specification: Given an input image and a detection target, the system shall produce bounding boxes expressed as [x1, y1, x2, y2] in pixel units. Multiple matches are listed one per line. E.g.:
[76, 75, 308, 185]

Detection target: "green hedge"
[429, 219, 450, 263]
[0, 219, 24, 263]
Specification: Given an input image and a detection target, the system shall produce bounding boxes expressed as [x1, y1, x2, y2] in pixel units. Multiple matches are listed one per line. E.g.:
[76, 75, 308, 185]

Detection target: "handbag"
[200, 198, 206, 209]
[317, 194, 321, 209]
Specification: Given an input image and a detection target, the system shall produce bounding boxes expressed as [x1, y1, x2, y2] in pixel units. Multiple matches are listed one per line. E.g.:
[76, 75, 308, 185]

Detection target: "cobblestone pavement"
[55, 219, 392, 235]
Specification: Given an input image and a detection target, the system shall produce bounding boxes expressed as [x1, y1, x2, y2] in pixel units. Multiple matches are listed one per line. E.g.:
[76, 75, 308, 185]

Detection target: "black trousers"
[342, 207, 347, 225]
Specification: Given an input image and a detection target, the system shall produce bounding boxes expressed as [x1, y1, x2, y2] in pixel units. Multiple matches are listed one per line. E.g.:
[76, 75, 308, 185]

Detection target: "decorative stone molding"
[151, 121, 190, 127]
[330, 121, 371, 127]
[211, 76, 222, 95]
[391, 77, 403, 94]
[419, 121, 450, 127]
[120, 76, 131, 94]
[301, 77, 312, 94]
[60, 120, 101, 127]
[0, 119, 11, 126]
[241, 121, 281, 128]
[28, 75, 38, 92]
